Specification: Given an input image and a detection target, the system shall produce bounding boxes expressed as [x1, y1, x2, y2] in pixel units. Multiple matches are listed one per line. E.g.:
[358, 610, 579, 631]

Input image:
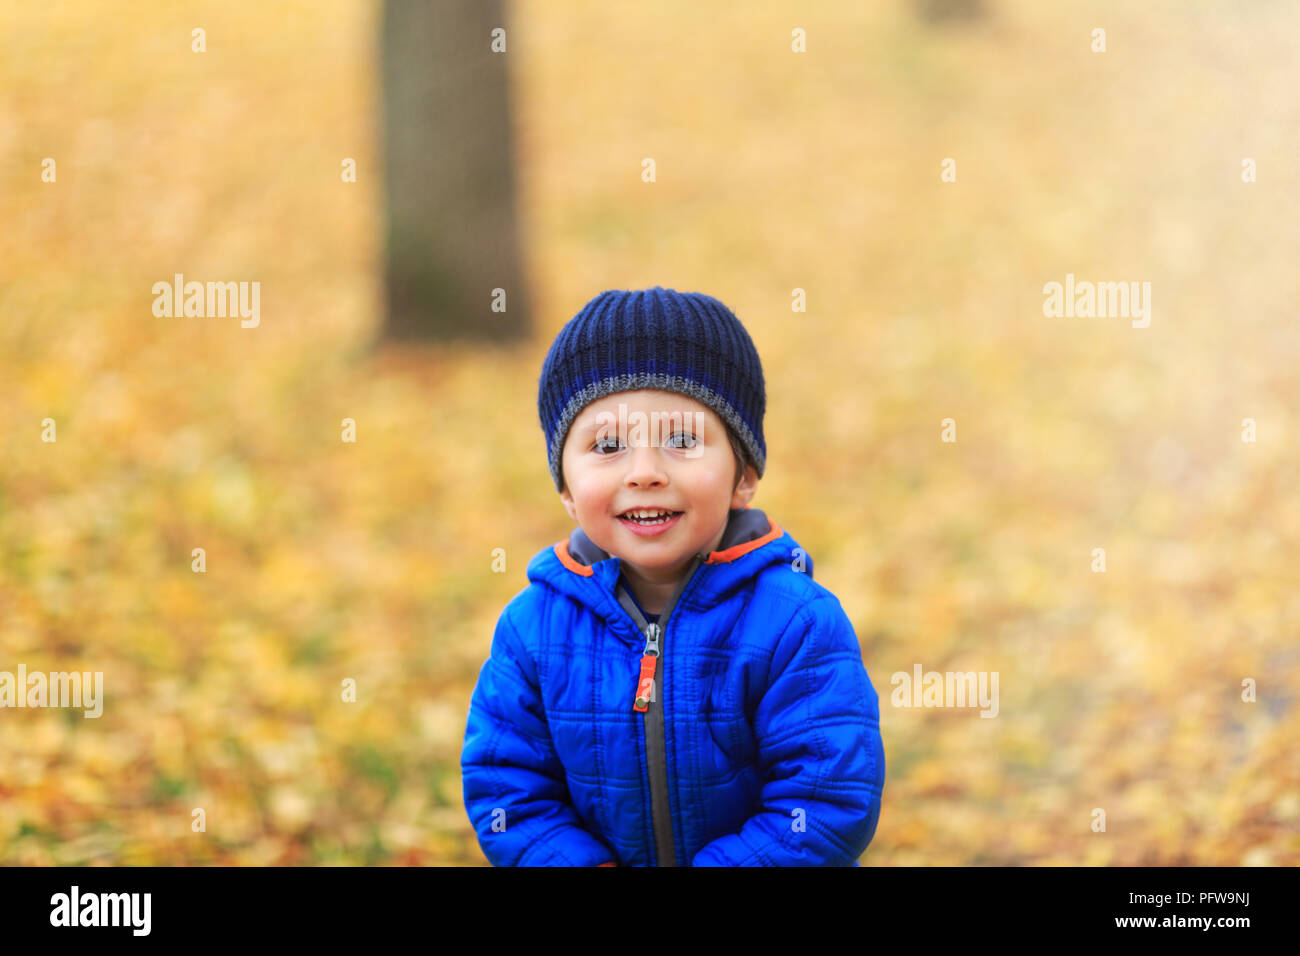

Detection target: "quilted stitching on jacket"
[461, 508, 885, 866]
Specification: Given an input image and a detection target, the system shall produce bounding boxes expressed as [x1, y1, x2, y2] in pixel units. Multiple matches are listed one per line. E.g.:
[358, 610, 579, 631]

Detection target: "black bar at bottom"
[0, 864, 1285, 942]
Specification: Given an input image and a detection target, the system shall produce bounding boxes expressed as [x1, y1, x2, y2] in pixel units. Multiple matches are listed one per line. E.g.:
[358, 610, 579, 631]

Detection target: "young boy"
[461, 286, 885, 866]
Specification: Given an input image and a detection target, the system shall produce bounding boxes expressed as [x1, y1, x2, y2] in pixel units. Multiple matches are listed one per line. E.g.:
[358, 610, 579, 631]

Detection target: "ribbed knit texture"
[537, 287, 767, 491]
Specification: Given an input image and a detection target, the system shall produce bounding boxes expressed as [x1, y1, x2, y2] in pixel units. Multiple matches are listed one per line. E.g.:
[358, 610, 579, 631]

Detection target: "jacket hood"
[525, 507, 812, 628]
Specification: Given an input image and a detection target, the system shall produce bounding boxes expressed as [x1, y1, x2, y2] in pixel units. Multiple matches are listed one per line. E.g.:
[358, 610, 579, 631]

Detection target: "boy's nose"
[624, 441, 667, 486]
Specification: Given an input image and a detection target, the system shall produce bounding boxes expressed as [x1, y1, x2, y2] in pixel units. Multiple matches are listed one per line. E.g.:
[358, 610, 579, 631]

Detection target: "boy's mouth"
[616, 508, 683, 527]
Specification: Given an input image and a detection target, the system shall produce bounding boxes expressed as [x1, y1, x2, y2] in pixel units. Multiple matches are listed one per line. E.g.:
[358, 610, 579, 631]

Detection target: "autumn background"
[2, 0, 1297, 865]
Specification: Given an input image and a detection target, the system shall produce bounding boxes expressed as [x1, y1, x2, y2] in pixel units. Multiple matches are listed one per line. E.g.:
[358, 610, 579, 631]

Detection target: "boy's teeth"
[622, 509, 678, 522]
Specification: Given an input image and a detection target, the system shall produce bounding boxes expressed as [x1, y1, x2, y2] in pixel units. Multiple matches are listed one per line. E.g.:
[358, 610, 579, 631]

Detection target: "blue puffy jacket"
[461, 507, 885, 866]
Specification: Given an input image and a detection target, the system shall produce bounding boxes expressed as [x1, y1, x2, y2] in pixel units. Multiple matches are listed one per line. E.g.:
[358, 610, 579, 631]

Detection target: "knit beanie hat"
[538, 286, 766, 492]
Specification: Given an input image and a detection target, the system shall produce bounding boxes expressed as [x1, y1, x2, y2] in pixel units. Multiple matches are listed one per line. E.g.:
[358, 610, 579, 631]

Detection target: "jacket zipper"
[616, 555, 701, 868]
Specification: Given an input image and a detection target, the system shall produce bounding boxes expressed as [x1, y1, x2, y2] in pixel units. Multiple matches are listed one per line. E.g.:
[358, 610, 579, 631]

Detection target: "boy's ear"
[559, 484, 578, 522]
[730, 464, 759, 510]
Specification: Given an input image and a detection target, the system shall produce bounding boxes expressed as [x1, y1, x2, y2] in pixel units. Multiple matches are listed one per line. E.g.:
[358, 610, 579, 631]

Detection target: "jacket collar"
[526, 507, 812, 642]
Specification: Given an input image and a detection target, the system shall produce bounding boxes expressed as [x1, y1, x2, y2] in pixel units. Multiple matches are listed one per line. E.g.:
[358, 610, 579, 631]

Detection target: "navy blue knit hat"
[538, 286, 766, 491]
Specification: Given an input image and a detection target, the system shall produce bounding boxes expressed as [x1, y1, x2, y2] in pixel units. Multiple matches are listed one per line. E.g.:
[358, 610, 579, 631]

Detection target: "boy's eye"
[591, 432, 697, 452]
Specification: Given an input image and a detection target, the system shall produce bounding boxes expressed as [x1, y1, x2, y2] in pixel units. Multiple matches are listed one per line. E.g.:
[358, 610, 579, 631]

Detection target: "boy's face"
[559, 389, 759, 583]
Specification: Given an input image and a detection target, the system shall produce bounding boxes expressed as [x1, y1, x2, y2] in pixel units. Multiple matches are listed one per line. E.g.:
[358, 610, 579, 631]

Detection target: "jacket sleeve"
[691, 594, 885, 866]
[461, 605, 618, 866]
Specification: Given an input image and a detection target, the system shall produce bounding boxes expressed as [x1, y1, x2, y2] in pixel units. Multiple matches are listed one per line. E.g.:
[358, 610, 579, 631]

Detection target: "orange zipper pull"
[632, 622, 660, 712]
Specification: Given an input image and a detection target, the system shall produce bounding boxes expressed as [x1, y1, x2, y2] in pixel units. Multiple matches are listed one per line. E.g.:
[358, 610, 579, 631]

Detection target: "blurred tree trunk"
[914, 0, 985, 23]
[380, 0, 529, 342]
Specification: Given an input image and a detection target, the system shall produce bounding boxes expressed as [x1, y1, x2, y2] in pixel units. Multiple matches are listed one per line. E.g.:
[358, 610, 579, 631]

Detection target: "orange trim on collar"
[554, 539, 595, 577]
[706, 521, 782, 564]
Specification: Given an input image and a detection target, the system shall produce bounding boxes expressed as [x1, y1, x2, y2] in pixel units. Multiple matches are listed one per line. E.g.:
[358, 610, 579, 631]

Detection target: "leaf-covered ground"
[1, 0, 1296, 865]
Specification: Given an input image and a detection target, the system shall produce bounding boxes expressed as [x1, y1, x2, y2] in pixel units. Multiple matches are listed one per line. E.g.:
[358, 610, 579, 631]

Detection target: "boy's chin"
[617, 551, 701, 579]
[614, 538, 714, 571]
